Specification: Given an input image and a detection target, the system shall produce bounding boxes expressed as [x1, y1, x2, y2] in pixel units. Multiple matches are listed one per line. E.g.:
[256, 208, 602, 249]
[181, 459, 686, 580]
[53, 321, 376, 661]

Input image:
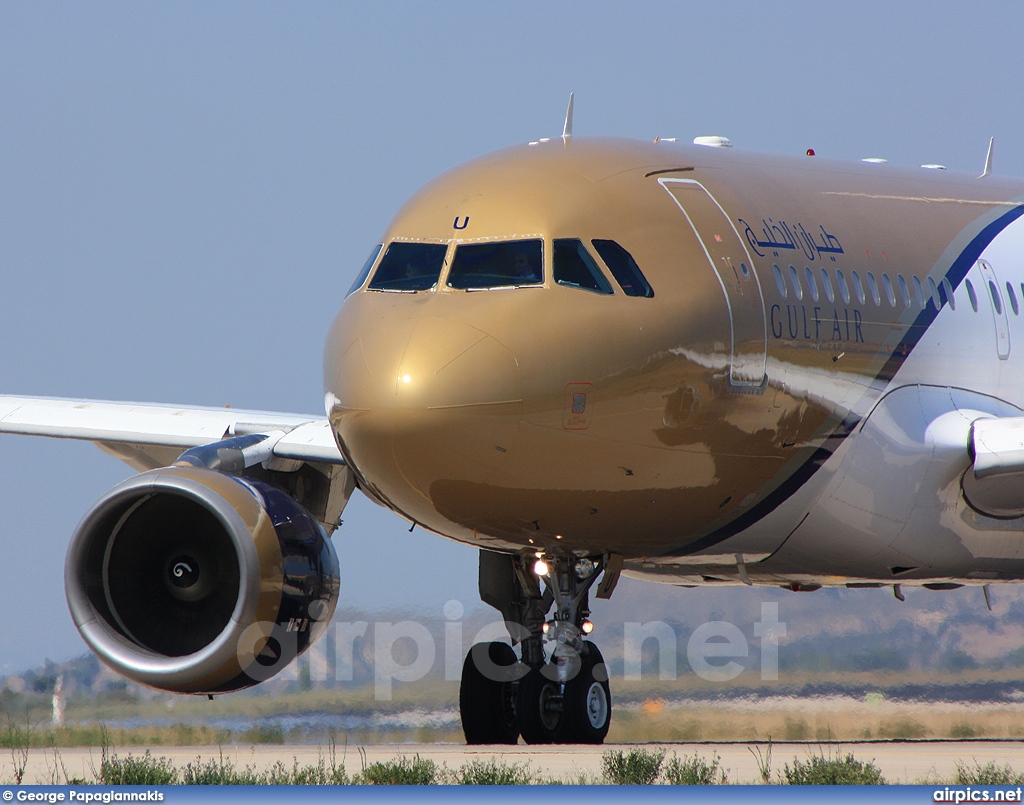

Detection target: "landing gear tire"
[516, 666, 564, 744]
[459, 641, 520, 745]
[562, 641, 611, 744]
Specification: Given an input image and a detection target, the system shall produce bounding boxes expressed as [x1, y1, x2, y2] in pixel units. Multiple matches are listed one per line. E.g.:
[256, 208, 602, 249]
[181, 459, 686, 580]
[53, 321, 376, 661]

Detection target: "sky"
[1, 1, 1024, 672]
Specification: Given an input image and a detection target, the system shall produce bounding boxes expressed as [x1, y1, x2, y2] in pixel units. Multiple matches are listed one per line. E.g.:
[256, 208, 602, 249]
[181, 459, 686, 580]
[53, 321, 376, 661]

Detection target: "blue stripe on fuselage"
[876, 202, 1024, 384]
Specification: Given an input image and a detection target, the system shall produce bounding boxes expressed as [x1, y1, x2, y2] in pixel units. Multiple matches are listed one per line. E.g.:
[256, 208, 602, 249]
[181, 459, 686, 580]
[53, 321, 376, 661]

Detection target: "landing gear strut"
[460, 551, 617, 745]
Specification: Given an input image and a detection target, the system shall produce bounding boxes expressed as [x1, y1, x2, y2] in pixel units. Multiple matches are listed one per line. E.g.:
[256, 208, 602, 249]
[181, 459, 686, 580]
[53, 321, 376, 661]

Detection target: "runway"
[12, 741, 1024, 784]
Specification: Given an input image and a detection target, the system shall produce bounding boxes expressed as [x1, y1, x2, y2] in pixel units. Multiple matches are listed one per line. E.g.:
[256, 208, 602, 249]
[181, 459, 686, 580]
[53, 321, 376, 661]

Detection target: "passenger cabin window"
[591, 239, 654, 297]
[837, 269, 851, 304]
[347, 244, 383, 297]
[368, 242, 448, 292]
[866, 272, 880, 305]
[897, 274, 911, 307]
[804, 267, 819, 301]
[773, 264, 787, 298]
[819, 268, 835, 302]
[912, 276, 925, 308]
[989, 280, 1004, 315]
[788, 265, 803, 300]
[447, 239, 543, 290]
[851, 270, 866, 304]
[1008, 282, 1020, 316]
[941, 278, 956, 311]
[966, 279, 979, 312]
[881, 273, 896, 307]
[553, 239, 613, 294]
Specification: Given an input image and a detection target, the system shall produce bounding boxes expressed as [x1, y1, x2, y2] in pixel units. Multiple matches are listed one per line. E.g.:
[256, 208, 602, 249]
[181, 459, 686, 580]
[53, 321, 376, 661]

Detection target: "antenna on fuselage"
[979, 136, 994, 178]
[562, 92, 574, 146]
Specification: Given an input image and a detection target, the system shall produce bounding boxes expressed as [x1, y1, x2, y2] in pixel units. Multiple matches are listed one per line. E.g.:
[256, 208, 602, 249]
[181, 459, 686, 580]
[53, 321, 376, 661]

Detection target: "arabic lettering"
[738, 218, 845, 261]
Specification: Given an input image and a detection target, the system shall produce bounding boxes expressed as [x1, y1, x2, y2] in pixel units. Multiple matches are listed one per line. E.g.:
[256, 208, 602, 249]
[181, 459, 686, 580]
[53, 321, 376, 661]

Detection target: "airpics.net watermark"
[241, 601, 786, 700]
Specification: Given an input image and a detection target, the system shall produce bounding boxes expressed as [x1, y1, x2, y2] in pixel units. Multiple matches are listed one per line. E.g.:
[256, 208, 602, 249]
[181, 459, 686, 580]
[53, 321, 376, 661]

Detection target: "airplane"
[3, 100, 1024, 746]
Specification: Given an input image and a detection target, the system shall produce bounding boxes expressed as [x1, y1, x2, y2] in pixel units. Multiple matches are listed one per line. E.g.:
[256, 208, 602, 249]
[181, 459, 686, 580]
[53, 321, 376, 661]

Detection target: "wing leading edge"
[0, 395, 344, 468]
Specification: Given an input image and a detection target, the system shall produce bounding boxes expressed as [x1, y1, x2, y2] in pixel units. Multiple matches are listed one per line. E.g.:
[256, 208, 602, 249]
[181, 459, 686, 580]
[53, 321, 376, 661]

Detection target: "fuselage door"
[976, 259, 1011, 360]
[660, 179, 767, 388]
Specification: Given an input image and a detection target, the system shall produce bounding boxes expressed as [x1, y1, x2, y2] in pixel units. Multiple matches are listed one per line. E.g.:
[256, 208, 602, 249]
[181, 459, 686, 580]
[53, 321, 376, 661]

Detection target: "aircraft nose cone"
[329, 318, 522, 510]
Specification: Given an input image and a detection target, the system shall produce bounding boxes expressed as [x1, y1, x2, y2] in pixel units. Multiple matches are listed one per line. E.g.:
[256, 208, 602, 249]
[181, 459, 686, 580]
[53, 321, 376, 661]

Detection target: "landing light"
[533, 559, 549, 576]
[401, 375, 411, 384]
[581, 620, 595, 635]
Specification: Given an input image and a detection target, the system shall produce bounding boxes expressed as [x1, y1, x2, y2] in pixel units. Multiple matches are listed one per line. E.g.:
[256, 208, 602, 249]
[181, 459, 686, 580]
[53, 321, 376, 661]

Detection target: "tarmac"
[9, 741, 1024, 784]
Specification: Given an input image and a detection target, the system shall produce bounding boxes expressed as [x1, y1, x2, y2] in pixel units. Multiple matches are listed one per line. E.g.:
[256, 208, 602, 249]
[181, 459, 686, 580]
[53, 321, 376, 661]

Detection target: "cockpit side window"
[346, 244, 383, 297]
[553, 239, 613, 294]
[368, 242, 448, 292]
[591, 239, 654, 298]
[447, 239, 543, 289]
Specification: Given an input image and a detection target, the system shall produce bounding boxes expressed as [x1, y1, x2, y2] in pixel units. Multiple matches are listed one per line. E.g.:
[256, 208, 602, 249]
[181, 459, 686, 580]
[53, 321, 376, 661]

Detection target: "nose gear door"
[660, 178, 768, 389]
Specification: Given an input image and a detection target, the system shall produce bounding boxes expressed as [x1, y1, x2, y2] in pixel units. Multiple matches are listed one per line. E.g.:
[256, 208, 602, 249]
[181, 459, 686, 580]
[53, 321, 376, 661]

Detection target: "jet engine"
[65, 466, 340, 694]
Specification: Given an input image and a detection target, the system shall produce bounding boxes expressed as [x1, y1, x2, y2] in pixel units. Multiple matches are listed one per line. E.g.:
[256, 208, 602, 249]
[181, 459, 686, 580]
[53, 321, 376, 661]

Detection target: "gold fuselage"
[324, 137, 1024, 564]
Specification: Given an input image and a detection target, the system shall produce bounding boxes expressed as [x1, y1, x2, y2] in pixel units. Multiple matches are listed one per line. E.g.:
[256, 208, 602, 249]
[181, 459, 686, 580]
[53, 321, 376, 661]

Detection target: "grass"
[4, 722, 29, 784]
[454, 758, 536, 785]
[181, 754, 265, 785]
[18, 700, 1018, 746]
[100, 749, 179, 785]
[4, 736, 1024, 785]
[663, 751, 728, 784]
[601, 748, 666, 784]
[954, 760, 1024, 785]
[746, 740, 885, 785]
[749, 740, 773, 783]
[782, 752, 886, 785]
[113, 748, 350, 785]
[1, 744, 734, 785]
[355, 753, 437, 785]
[606, 698, 1024, 742]
[598, 747, 726, 785]
[64, 678, 462, 724]
[0, 723, 235, 748]
[0, 721, 465, 748]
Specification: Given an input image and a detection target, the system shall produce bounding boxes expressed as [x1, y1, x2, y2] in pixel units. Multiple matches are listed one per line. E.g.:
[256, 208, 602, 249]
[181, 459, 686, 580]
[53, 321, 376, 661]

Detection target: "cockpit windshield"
[592, 239, 654, 297]
[447, 239, 543, 290]
[553, 239, 613, 294]
[368, 242, 448, 292]
[346, 244, 383, 298]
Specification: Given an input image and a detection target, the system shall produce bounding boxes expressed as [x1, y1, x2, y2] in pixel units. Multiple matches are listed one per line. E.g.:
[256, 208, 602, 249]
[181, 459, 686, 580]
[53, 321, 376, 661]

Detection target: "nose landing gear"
[460, 551, 618, 745]
[514, 639, 610, 744]
[563, 641, 611, 744]
[459, 641, 522, 744]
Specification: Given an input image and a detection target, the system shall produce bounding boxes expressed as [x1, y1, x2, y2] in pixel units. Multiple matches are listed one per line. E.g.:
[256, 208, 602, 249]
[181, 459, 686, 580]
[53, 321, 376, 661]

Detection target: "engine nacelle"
[65, 466, 340, 694]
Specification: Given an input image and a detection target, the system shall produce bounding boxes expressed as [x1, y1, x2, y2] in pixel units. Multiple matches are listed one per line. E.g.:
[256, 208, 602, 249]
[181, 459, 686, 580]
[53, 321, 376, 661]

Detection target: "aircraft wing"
[0, 395, 343, 471]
